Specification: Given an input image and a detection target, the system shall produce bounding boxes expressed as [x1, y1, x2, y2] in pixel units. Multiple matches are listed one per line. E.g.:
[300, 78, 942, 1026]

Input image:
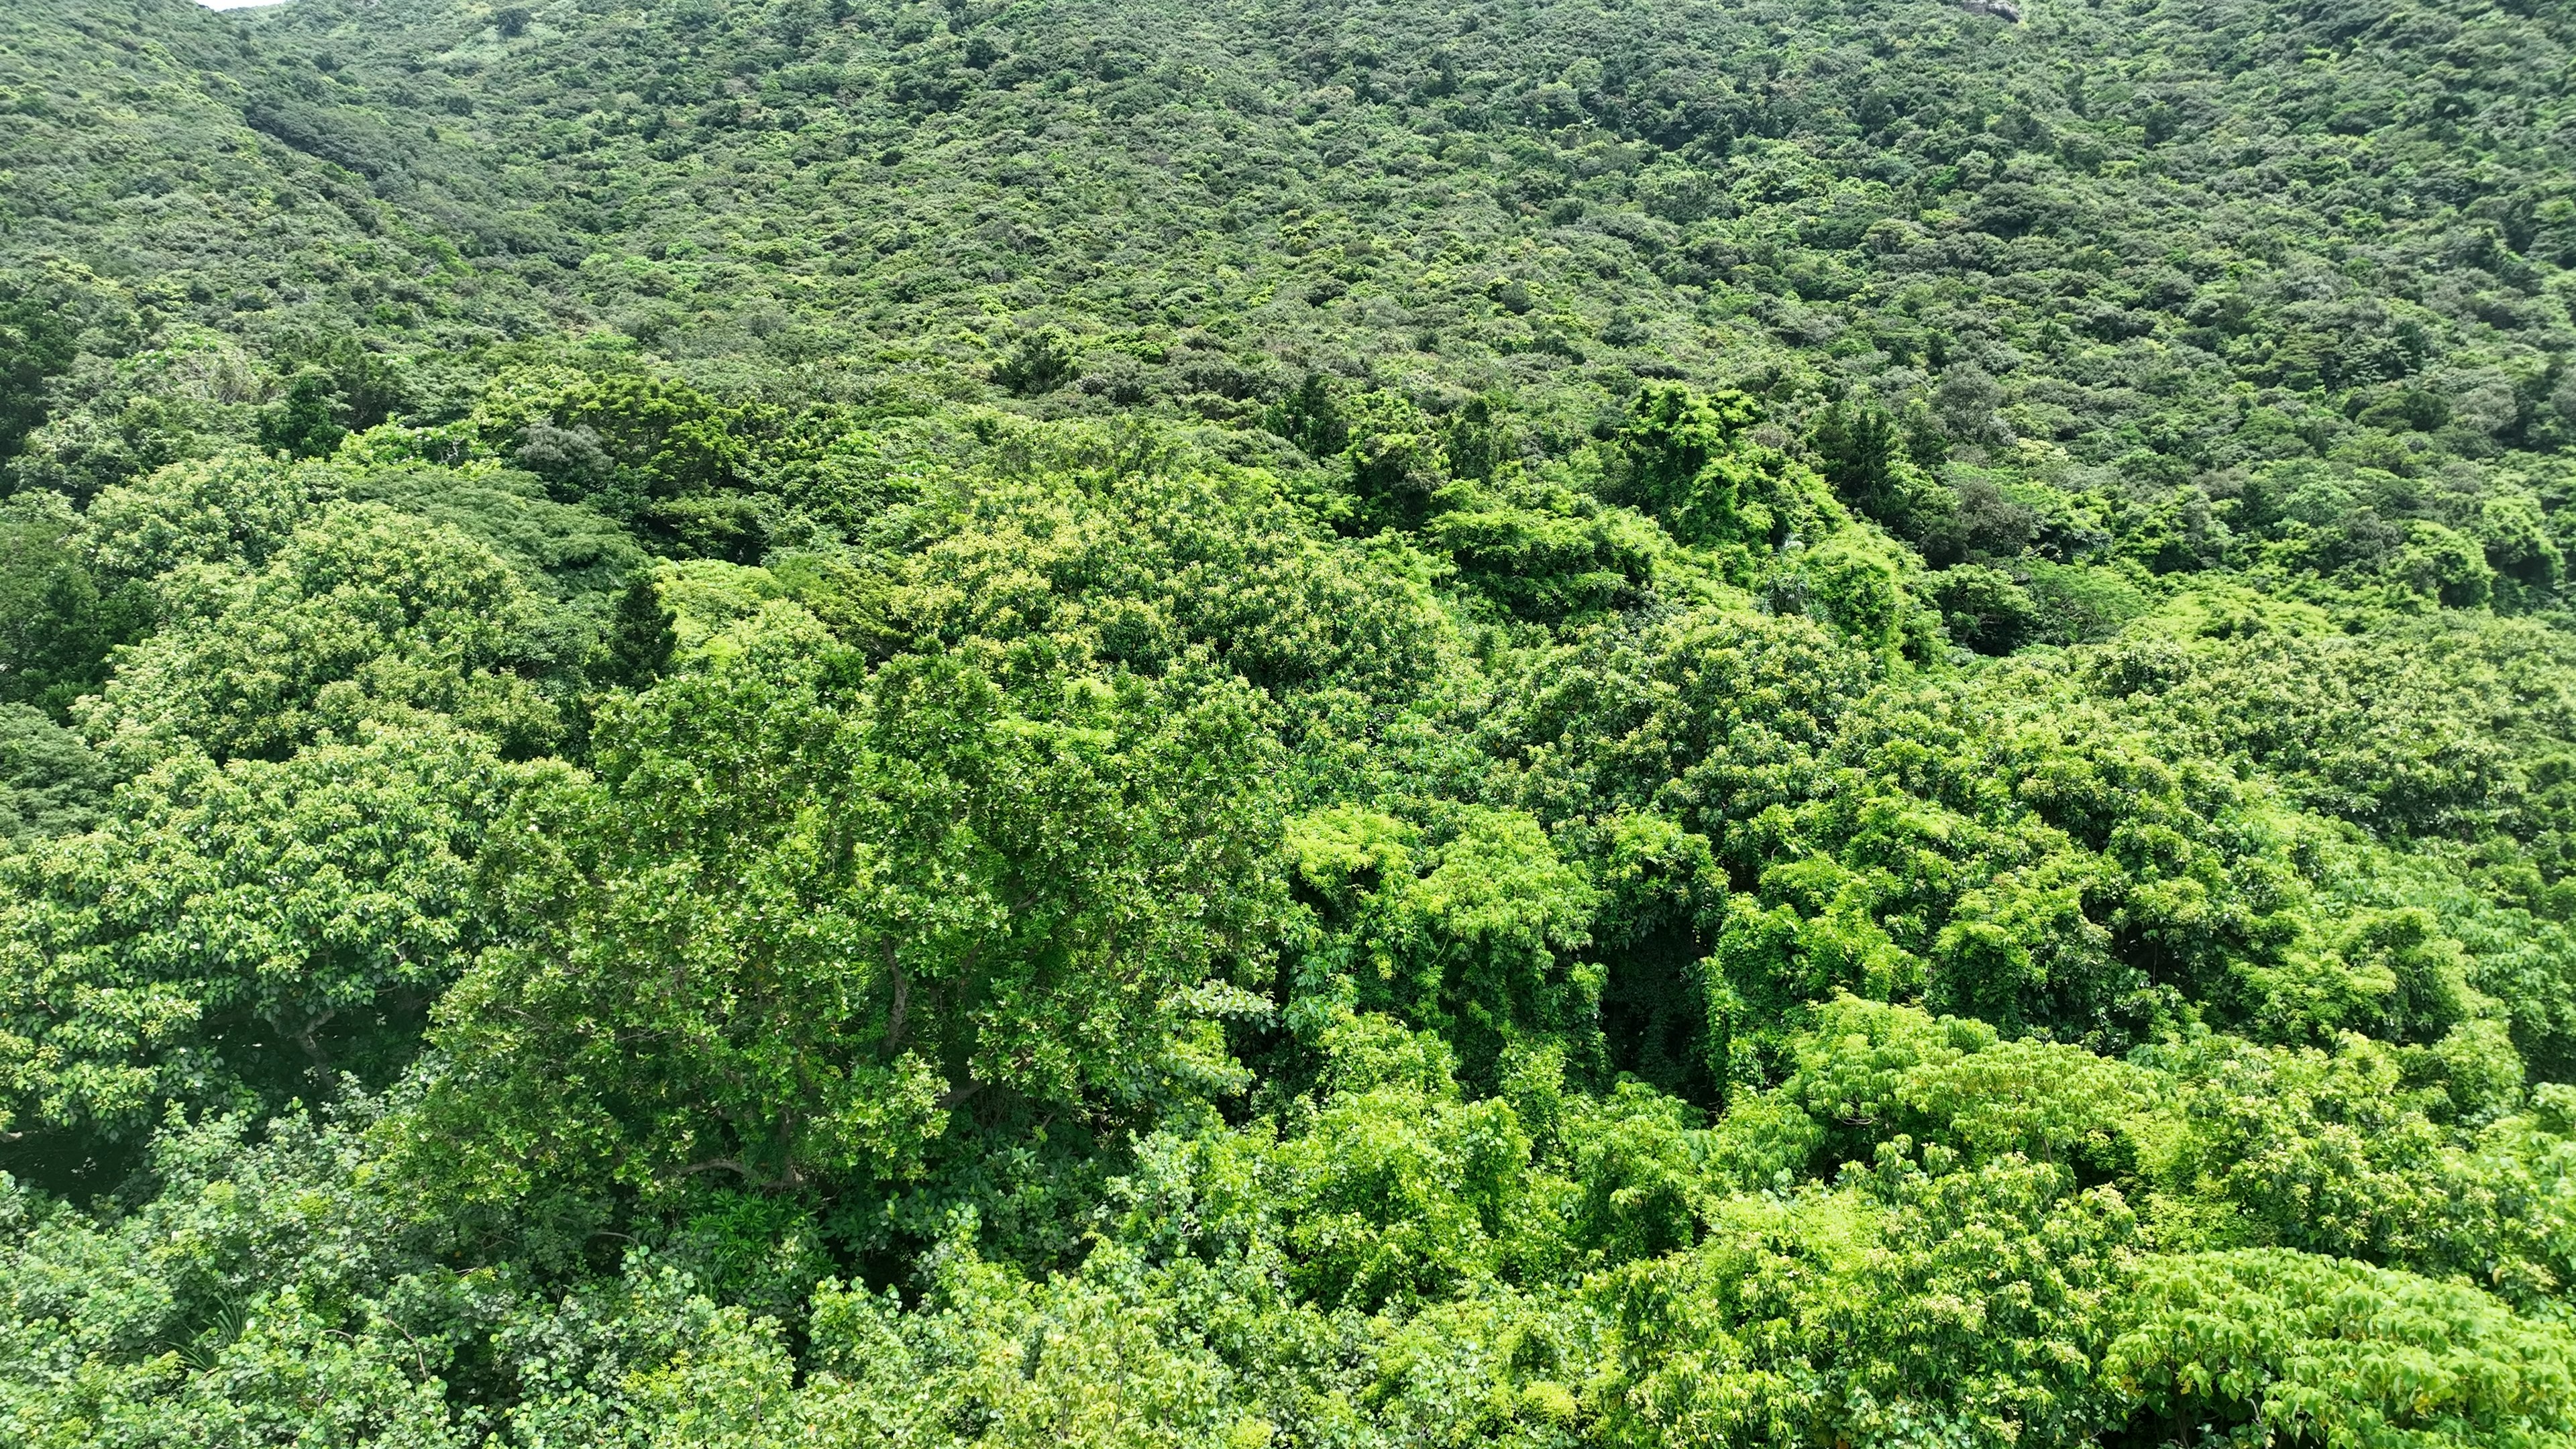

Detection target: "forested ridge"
[5, 0, 2576, 1441]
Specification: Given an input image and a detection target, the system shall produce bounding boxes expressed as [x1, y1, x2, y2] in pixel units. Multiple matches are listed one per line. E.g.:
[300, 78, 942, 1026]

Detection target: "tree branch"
[660, 1157, 765, 1185]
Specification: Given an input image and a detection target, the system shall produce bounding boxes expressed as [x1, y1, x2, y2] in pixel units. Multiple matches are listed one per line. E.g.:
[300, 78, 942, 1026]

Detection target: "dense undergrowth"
[5, 0, 2576, 1443]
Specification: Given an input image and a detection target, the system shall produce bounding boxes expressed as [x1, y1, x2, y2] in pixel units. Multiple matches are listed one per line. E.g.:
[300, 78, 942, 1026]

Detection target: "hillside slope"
[4, 2, 2576, 1445]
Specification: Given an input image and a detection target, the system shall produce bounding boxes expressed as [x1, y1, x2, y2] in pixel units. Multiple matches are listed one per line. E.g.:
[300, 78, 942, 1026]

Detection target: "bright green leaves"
[908, 449, 1447, 702]
[1605, 384, 1758, 526]
[1772, 533, 1931, 657]
[1927, 855, 2112, 1029]
[1424, 474, 1663, 625]
[0, 460, 610, 1176]
[0, 724, 541, 1146]
[1142, 1012, 1723, 1309]
[0, 706, 108, 845]
[1715, 871, 1921, 1038]
[1287, 805, 1599, 1087]
[410, 621, 1286, 1205]
[551, 376, 749, 502]
[798, 1251, 1242, 1448]
[83, 503, 563, 765]
[1232, 1074, 1534, 1311]
[2135, 1032, 2512, 1274]
[2107, 1250, 2576, 1449]
[1765, 1001, 2576, 1313]
[1630, 663, 2419, 1053]
[6, 0, 2576, 1430]
[1604, 384, 1839, 567]
[1781, 997, 2163, 1179]
[2239, 906, 2476, 1047]
[335, 460, 645, 603]
[1602, 1152, 2143, 1448]
[2116, 609, 2575, 841]
[80, 452, 328, 584]
[1564, 1080, 1707, 1265]
[1487, 604, 1871, 845]
[0, 1110, 477, 1449]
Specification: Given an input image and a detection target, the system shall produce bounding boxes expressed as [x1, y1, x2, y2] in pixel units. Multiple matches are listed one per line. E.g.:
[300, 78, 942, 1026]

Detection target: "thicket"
[4, 0, 2576, 1442]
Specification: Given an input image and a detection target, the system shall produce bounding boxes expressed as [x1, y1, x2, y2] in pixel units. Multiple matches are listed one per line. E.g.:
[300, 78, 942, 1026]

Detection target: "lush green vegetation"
[4, 0, 2576, 1441]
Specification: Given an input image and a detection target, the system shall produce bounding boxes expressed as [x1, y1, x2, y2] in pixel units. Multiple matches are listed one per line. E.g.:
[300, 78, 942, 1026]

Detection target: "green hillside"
[5, 0, 2576, 1442]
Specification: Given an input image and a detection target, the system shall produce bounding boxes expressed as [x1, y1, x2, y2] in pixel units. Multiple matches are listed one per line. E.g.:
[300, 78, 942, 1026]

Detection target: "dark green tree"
[1265, 370, 1349, 459]
[0, 282, 79, 464]
[600, 570, 677, 688]
[257, 368, 347, 461]
[991, 327, 1077, 396]
[1811, 398, 1901, 512]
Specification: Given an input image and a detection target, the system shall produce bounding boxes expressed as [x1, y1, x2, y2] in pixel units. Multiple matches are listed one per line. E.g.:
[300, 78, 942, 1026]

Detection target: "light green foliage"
[2107, 1250, 2576, 1449]
[1485, 605, 1872, 844]
[83, 504, 566, 765]
[2116, 610, 2576, 841]
[1424, 472, 1664, 625]
[79, 453, 329, 586]
[798, 1250, 1238, 1448]
[0, 707, 110, 846]
[2135, 1032, 2520, 1280]
[857, 430, 1450, 702]
[1778, 531, 1940, 659]
[1605, 1151, 2143, 1448]
[1289, 806, 1601, 1088]
[1219, 1069, 1534, 1310]
[0, 724, 543, 1146]
[1785, 996, 2163, 1176]
[405, 614, 1285, 1206]
[0, 1110, 478, 1449]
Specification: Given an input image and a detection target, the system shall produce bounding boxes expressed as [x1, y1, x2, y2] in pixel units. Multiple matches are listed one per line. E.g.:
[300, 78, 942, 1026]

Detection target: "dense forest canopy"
[5, 0, 2576, 1441]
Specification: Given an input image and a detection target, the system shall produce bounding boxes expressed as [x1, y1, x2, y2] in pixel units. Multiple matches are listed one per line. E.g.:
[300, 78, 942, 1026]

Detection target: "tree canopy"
[5, 0, 2576, 1443]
